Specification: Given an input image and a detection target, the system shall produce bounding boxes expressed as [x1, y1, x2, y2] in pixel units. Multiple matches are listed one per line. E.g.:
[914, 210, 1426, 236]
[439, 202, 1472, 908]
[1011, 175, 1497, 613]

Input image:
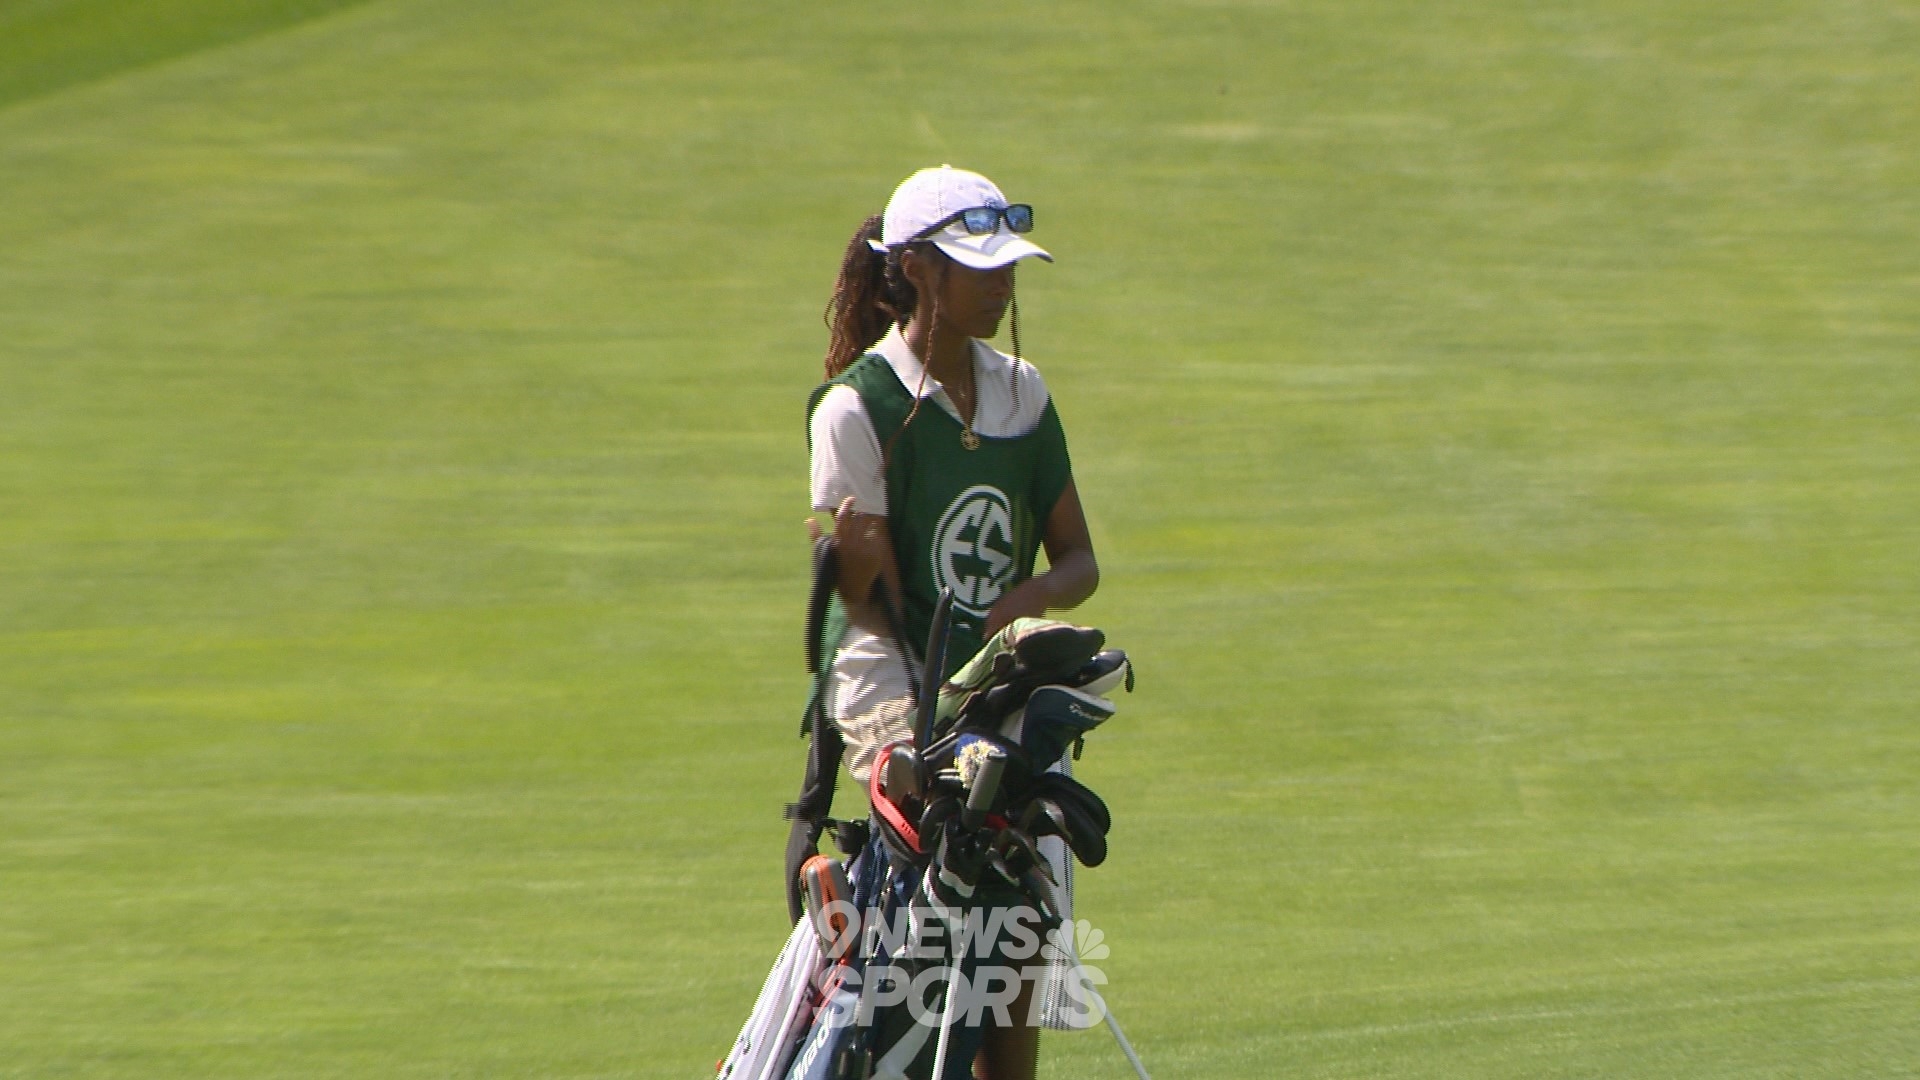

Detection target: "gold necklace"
[959, 349, 981, 450]
[958, 346, 1022, 451]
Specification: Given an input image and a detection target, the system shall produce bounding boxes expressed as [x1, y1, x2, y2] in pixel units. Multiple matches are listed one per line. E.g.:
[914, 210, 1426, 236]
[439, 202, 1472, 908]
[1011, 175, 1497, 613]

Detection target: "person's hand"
[830, 496, 888, 598]
[813, 497, 896, 633]
[984, 576, 1054, 637]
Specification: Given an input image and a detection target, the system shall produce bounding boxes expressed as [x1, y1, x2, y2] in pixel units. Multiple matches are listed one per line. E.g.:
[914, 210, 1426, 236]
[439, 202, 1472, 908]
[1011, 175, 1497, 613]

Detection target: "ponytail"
[821, 215, 980, 465]
[822, 215, 892, 379]
[823, 215, 944, 379]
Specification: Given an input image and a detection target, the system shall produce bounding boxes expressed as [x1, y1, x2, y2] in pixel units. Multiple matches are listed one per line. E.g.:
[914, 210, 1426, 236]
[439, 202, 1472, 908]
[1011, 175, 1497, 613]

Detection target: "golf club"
[929, 749, 1005, 1080]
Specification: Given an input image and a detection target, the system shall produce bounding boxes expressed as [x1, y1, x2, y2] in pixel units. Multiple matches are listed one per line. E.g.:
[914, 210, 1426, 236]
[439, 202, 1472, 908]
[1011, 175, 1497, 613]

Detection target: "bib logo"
[932, 485, 1016, 615]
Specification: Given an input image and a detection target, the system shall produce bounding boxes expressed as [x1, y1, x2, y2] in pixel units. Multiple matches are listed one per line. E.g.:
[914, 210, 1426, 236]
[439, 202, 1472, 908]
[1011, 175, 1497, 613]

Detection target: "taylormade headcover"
[999, 684, 1116, 775]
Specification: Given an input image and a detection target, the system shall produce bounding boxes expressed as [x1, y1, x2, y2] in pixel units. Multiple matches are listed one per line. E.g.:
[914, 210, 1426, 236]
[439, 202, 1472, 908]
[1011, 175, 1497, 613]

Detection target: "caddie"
[803, 165, 1100, 1080]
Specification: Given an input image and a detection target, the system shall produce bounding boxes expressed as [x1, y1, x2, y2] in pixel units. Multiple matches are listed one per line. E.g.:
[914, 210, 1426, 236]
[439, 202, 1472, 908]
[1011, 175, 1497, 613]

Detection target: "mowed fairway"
[3, 1, 1917, 1076]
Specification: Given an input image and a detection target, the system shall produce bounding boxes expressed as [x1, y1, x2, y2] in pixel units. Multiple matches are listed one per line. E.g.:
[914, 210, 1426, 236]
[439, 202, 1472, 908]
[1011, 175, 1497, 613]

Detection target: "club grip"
[961, 754, 1005, 831]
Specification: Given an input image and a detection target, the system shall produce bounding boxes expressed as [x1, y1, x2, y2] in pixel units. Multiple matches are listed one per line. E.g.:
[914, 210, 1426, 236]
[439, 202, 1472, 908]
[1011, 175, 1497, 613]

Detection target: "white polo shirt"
[809, 325, 1054, 720]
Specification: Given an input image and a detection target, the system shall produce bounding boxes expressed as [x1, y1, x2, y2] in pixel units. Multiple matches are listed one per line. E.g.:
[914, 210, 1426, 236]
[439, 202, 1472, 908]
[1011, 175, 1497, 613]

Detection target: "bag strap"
[786, 534, 925, 922]
[804, 535, 838, 680]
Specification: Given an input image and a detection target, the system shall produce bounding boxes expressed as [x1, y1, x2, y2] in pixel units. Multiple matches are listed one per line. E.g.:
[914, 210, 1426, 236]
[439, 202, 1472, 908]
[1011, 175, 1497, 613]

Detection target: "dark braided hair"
[822, 214, 965, 472]
[824, 215, 925, 379]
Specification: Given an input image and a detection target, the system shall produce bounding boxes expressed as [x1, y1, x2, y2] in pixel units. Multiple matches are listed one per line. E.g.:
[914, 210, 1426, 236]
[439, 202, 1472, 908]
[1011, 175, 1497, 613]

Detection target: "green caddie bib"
[809, 350, 1072, 678]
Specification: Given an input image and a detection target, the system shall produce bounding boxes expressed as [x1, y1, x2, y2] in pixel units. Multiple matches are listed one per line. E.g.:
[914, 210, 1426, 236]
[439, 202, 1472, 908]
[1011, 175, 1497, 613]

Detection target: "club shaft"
[916, 588, 954, 751]
[930, 963, 960, 1080]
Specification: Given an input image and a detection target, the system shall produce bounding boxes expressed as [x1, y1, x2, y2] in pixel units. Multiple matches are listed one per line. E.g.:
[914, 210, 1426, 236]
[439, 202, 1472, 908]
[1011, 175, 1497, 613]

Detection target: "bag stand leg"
[1100, 1001, 1153, 1080]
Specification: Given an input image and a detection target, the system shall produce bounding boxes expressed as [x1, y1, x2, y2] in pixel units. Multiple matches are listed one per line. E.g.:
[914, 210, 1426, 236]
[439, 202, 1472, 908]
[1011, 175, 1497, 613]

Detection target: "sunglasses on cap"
[912, 203, 1034, 240]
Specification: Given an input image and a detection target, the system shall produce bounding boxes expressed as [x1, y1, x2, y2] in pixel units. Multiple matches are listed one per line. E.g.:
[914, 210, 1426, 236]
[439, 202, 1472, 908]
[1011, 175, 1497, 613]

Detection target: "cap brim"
[933, 228, 1053, 269]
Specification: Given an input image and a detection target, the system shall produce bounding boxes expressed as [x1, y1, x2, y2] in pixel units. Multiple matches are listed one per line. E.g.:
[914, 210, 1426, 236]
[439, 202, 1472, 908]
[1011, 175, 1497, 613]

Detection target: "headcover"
[1027, 771, 1111, 868]
[1000, 683, 1117, 776]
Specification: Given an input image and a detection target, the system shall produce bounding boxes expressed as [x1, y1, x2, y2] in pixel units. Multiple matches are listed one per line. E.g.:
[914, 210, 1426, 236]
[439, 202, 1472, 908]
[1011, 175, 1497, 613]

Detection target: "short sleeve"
[809, 384, 888, 515]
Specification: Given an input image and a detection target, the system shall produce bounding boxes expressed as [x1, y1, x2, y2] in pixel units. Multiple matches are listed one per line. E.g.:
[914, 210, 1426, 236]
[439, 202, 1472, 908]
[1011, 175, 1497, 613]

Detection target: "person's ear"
[900, 246, 948, 299]
[899, 247, 931, 296]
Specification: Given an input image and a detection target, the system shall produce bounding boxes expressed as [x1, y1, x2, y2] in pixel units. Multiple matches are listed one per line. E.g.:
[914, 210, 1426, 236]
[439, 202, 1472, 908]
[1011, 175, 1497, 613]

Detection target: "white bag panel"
[718, 920, 825, 1080]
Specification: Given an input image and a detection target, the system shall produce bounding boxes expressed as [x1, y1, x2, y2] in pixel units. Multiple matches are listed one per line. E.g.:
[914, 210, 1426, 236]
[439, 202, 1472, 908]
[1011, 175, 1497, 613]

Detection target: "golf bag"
[717, 541, 1133, 1080]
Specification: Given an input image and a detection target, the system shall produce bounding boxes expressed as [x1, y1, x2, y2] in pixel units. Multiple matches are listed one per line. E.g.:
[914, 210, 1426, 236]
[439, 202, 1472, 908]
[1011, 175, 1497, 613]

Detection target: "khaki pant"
[832, 695, 916, 785]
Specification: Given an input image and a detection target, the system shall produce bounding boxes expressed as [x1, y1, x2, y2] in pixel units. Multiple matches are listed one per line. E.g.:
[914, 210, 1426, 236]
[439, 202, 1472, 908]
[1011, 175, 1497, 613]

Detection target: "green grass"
[3, 0, 1918, 1076]
[0, 0, 374, 109]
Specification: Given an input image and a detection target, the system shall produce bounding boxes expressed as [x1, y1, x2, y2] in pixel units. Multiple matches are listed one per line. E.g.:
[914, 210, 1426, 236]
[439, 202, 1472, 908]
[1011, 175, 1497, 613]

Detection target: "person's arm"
[984, 476, 1098, 636]
[808, 387, 904, 638]
[812, 497, 905, 638]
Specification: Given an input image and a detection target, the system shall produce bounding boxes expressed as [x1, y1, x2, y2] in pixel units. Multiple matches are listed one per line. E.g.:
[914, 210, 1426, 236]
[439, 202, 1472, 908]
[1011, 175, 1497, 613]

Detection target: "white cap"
[870, 165, 1053, 269]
